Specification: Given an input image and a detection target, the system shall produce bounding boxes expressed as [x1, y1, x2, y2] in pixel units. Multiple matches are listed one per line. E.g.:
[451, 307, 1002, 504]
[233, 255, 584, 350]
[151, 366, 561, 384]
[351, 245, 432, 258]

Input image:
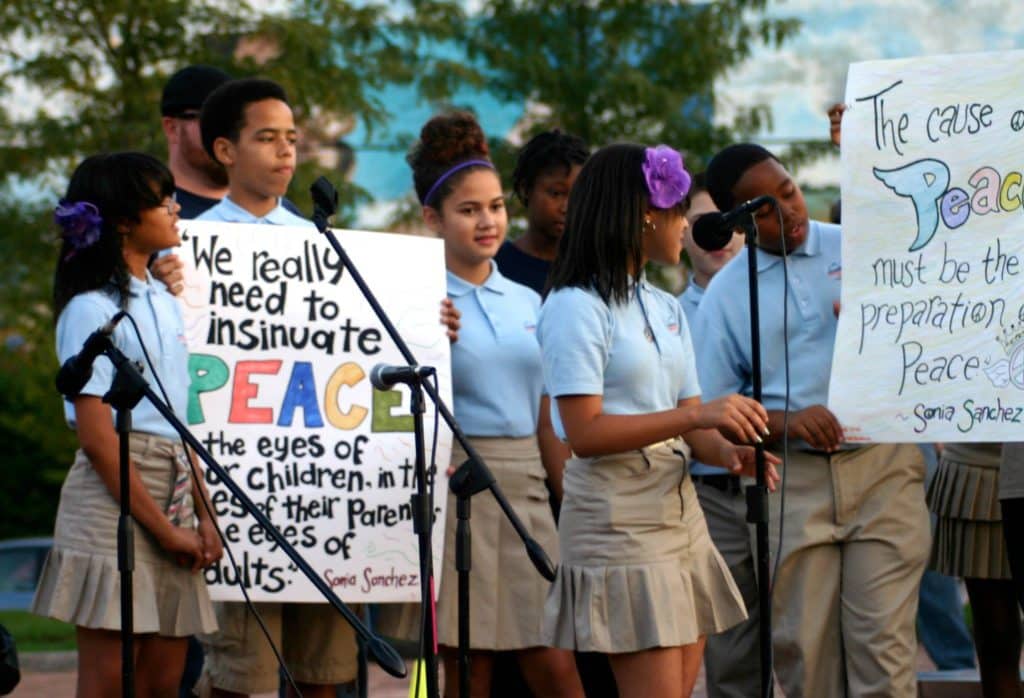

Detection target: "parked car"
[0, 538, 51, 611]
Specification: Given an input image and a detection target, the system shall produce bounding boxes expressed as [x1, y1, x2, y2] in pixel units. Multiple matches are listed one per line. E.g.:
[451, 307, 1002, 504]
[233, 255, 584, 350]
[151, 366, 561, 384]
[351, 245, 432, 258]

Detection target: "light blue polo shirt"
[694, 220, 842, 413]
[538, 275, 701, 441]
[677, 282, 704, 327]
[448, 263, 544, 437]
[57, 273, 189, 439]
[196, 196, 313, 227]
[677, 281, 727, 476]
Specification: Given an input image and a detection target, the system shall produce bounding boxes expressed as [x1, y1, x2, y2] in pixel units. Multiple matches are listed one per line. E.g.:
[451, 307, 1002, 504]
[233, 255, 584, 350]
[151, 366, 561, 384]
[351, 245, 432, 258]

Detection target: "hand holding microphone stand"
[692, 196, 777, 698]
[56, 321, 407, 698]
[310, 178, 556, 698]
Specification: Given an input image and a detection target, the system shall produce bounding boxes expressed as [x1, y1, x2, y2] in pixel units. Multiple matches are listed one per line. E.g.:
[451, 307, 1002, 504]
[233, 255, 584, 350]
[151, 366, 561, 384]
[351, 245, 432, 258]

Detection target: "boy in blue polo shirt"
[193, 77, 355, 698]
[693, 144, 930, 698]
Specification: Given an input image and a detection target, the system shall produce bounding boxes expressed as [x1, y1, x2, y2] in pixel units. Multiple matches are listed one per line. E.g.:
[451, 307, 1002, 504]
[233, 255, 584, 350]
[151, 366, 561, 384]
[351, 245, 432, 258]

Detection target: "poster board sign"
[829, 50, 1024, 442]
[177, 221, 452, 601]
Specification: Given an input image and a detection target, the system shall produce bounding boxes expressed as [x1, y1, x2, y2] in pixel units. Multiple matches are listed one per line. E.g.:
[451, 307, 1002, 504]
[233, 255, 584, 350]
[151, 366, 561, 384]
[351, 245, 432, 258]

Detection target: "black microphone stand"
[395, 368, 441, 698]
[103, 363, 147, 698]
[63, 340, 408, 686]
[447, 458, 495, 698]
[309, 178, 556, 698]
[738, 214, 774, 698]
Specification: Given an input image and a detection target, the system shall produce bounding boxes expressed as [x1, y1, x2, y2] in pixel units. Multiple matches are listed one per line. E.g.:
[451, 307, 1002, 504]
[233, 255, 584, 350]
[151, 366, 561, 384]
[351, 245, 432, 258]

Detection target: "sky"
[344, 39, 522, 216]
[723, 0, 1024, 186]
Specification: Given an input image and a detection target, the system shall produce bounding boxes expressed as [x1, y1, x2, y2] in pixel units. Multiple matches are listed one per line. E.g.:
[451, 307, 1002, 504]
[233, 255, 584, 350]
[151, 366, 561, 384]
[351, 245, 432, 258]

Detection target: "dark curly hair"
[689, 171, 707, 197]
[511, 129, 589, 206]
[408, 111, 493, 207]
[705, 143, 779, 212]
[53, 152, 174, 317]
[200, 78, 290, 164]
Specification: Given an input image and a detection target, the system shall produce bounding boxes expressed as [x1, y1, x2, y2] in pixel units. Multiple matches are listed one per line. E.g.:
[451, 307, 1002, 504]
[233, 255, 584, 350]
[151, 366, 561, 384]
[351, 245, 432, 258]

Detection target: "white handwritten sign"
[177, 222, 452, 601]
[829, 50, 1024, 442]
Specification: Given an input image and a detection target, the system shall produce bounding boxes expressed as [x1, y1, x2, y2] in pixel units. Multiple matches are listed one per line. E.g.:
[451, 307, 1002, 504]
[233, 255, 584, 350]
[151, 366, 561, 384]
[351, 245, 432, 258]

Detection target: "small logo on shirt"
[667, 322, 679, 335]
[827, 261, 842, 280]
[523, 321, 536, 333]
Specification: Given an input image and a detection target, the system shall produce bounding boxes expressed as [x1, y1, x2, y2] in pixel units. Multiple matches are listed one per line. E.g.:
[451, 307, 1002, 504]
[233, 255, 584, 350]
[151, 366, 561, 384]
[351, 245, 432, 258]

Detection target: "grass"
[0, 610, 76, 652]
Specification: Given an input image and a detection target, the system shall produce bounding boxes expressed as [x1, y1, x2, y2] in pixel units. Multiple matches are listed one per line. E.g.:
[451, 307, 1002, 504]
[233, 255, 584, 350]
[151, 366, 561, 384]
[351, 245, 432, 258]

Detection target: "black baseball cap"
[161, 65, 231, 117]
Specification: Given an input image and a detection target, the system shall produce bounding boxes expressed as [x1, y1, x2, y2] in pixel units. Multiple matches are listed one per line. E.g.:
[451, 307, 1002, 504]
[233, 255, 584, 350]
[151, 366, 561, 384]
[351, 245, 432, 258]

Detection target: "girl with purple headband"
[386, 111, 584, 697]
[538, 143, 780, 697]
[34, 152, 221, 697]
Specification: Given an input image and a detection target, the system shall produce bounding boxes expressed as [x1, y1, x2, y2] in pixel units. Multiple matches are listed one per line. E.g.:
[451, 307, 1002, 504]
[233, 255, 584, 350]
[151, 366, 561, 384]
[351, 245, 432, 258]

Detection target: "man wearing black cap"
[161, 64, 233, 218]
[149, 65, 233, 311]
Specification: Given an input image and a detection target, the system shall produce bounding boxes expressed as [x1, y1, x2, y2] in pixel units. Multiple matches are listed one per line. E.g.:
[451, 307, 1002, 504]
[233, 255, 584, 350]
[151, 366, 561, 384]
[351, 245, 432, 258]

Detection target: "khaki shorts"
[198, 601, 359, 694]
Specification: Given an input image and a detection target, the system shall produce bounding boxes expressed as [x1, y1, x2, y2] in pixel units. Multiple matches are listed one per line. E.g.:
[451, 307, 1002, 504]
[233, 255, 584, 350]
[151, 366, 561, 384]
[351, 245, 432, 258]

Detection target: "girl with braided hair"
[494, 129, 589, 295]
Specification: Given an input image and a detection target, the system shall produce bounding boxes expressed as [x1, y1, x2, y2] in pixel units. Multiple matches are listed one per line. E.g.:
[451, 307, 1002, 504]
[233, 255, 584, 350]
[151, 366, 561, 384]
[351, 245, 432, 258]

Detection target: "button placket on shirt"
[477, 287, 511, 340]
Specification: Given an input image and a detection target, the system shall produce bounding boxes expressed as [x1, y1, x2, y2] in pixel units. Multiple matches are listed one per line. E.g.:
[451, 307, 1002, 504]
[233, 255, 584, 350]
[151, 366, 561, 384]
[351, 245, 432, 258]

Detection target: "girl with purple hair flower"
[538, 143, 780, 697]
[35, 152, 221, 698]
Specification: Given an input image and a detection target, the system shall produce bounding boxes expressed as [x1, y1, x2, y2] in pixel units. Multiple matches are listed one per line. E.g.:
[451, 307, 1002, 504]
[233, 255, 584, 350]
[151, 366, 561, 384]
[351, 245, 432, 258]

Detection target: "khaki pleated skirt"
[376, 436, 560, 651]
[545, 439, 746, 653]
[31, 433, 217, 636]
[927, 442, 1010, 579]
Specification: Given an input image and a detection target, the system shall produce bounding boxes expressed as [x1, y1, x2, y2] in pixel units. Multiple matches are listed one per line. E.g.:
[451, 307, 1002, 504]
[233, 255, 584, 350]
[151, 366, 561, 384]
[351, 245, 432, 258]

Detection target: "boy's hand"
[828, 103, 846, 147]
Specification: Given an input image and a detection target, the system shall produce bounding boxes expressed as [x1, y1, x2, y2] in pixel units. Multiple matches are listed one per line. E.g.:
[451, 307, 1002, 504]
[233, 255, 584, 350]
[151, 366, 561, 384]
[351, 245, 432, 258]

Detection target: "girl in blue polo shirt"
[406, 112, 584, 696]
[539, 143, 779, 697]
[32, 153, 220, 697]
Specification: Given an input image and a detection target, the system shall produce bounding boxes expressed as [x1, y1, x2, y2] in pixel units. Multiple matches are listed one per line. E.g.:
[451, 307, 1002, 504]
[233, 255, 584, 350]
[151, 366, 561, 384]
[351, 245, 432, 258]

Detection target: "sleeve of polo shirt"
[693, 285, 748, 401]
[56, 295, 118, 400]
[537, 288, 609, 398]
[675, 302, 702, 401]
[525, 288, 550, 398]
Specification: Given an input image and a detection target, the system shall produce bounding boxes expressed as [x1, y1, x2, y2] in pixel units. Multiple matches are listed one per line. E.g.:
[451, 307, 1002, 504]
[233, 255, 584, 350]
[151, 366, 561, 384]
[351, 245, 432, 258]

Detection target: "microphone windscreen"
[310, 176, 338, 215]
[369, 363, 387, 391]
[691, 212, 732, 251]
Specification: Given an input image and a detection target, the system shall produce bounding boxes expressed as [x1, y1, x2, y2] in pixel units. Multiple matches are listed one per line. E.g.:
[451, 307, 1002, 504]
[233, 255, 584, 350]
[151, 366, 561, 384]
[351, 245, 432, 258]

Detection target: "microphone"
[56, 311, 126, 399]
[370, 364, 435, 390]
[692, 195, 776, 251]
[310, 176, 339, 231]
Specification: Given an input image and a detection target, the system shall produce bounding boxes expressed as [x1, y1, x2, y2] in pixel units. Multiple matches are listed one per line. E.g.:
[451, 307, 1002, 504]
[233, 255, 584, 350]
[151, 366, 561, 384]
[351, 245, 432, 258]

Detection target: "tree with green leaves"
[466, 0, 801, 164]
[0, 0, 471, 189]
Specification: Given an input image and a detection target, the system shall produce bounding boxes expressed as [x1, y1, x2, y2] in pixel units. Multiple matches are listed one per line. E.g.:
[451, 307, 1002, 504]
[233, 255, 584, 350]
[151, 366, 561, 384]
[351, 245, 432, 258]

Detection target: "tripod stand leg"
[116, 409, 135, 698]
[456, 496, 471, 698]
[410, 382, 440, 697]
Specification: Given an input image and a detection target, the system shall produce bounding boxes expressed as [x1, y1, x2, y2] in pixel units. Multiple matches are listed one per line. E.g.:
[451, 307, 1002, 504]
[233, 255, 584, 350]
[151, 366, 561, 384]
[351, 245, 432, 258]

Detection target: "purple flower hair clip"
[54, 199, 103, 259]
[642, 145, 692, 209]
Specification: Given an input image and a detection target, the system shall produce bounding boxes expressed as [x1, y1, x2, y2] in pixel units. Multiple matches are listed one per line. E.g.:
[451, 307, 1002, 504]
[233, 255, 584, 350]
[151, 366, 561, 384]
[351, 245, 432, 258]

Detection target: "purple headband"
[642, 145, 691, 209]
[422, 159, 494, 206]
[55, 199, 103, 260]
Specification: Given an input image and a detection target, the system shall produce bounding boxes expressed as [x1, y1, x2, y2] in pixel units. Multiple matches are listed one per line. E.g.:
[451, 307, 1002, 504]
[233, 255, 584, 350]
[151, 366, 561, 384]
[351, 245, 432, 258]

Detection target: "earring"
[644, 216, 656, 233]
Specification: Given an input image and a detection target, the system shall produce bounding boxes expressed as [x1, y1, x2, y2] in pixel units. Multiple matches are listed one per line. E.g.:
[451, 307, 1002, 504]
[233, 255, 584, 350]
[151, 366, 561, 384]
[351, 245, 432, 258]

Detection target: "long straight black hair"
[53, 152, 174, 317]
[549, 143, 667, 304]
